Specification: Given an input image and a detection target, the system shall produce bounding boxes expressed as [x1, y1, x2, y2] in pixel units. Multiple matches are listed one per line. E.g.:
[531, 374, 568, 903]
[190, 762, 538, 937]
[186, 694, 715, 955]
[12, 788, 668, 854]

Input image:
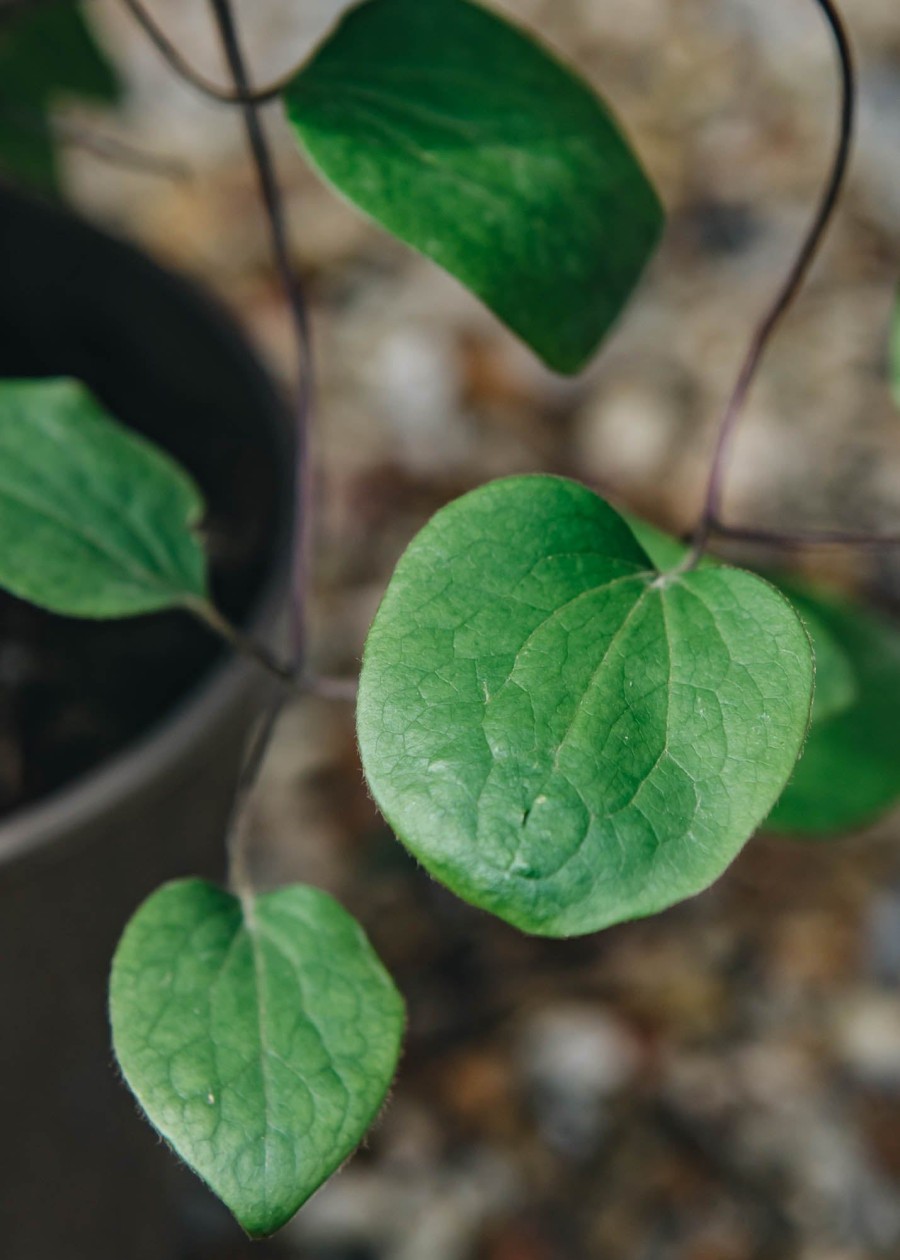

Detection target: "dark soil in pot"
[0, 181, 289, 814]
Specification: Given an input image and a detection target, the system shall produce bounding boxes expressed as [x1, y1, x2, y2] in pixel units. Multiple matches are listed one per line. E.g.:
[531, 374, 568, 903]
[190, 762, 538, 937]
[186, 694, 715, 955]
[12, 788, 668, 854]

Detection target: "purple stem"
[121, 0, 294, 106]
[208, 0, 313, 673]
[710, 519, 900, 550]
[684, 0, 856, 569]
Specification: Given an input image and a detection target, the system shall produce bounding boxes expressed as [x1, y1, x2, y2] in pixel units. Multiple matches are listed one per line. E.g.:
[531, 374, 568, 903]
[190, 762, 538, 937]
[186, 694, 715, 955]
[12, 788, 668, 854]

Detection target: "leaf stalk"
[120, 0, 300, 106]
[685, 0, 857, 570]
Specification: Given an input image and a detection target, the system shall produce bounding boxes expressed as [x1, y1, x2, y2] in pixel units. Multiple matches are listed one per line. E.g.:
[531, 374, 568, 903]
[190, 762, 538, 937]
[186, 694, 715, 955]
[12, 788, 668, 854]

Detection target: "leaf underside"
[0, 378, 208, 617]
[767, 586, 900, 836]
[110, 880, 405, 1238]
[357, 476, 814, 937]
[283, 0, 663, 374]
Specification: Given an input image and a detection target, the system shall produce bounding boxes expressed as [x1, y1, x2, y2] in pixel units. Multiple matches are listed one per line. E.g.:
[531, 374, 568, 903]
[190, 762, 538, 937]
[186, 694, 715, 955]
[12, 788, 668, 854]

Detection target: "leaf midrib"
[28, 407, 194, 583]
[256, 917, 354, 1155]
[301, 86, 605, 226]
[223, 908, 355, 1224]
[488, 569, 652, 691]
[0, 465, 189, 599]
[498, 579, 661, 885]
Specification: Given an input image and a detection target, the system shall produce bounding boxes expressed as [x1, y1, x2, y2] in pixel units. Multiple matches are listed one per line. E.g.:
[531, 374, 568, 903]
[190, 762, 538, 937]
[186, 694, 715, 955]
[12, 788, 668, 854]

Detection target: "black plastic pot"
[0, 187, 292, 1259]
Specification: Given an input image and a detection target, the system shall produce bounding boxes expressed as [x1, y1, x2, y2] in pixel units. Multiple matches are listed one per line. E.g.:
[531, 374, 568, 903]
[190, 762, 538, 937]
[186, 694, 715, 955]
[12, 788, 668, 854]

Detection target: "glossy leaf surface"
[0, 378, 207, 617]
[358, 477, 814, 936]
[284, 0, 663, 374]
[616, 515, 893, 833]
[626, 514, 855, 725]
[110, 880, 404, 1237]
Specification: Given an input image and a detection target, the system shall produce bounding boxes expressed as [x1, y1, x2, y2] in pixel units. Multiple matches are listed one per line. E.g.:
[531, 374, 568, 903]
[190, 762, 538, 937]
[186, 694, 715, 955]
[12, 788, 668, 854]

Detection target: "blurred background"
[9, 0, 900, 1256]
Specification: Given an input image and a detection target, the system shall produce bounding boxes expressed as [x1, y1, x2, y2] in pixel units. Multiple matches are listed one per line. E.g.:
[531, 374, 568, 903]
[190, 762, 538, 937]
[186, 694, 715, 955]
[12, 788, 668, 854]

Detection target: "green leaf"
[0, 378, 208, 617]
[623, 513, 855, 725]
[767, 587, 900, 836]
[357, 476, 813, 937]
[622, 512, 695, 573]
[586, 510, 885, 833]
[592, 511, 887, 834]
[283, 0, 663, 374]
[0, 2, 119, 105]
[786, 597, 857, 726]
[110, 880, 405, 1238]
[0, 2, 120, 191]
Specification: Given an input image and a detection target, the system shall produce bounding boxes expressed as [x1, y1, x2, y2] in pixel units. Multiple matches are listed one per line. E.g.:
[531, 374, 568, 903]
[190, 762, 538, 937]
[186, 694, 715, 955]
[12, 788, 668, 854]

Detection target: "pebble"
[865, 891, 900, 987]
[517, 1004, 641, 1157]
[833, 992, 900, 1092]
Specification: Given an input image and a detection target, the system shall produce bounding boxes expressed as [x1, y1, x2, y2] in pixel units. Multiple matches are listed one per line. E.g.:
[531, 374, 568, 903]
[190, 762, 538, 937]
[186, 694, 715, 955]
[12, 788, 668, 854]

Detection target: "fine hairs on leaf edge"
[356, 474, 817, 938]
[109, 878, 406, 1237]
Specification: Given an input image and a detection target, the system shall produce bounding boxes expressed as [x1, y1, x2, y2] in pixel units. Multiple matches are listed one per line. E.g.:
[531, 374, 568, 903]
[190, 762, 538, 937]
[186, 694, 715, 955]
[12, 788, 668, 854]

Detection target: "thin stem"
[187, 597, 360, 699]
[0, 103, 191, 180]
[185, 596, 360, 897]
[204, 0, 317, 893]
[684, 0, 856, 570]
[306, 674, 359, 703]
[208, 0, 313, 672]
[585, 472, 900, 556]
[709, 519, 900, 550]
[224, 695, 287, 902]
[186, 598, 296, 683]
[120, 0, 297, 106]
[52, 120, 191, 180]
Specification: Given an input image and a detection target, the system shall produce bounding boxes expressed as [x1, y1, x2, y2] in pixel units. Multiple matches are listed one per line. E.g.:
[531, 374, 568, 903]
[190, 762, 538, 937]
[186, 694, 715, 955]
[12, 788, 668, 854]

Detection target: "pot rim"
[0, 577, 287, 868]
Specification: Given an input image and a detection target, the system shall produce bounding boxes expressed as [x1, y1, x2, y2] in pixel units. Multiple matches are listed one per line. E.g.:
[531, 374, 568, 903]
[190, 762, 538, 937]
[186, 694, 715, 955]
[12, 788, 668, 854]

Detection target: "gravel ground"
[55, 2, 900, 1256]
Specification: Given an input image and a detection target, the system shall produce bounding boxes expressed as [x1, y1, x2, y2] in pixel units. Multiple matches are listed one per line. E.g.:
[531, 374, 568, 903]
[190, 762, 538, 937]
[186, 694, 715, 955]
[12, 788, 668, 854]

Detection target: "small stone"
[833, 992, 900, 1091]
[866, 891, 900, 986]
[517, 1004, 640, 1157]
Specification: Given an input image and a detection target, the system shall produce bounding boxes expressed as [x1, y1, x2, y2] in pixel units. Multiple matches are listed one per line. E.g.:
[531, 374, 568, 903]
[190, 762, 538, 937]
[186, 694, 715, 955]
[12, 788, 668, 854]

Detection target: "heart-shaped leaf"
[358, 476, 814, 936]
[283, 0, 663, 374]
[0, 378, 207, 617]
[110, 880, 404, 1237]
[767, 586, 900, 836]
